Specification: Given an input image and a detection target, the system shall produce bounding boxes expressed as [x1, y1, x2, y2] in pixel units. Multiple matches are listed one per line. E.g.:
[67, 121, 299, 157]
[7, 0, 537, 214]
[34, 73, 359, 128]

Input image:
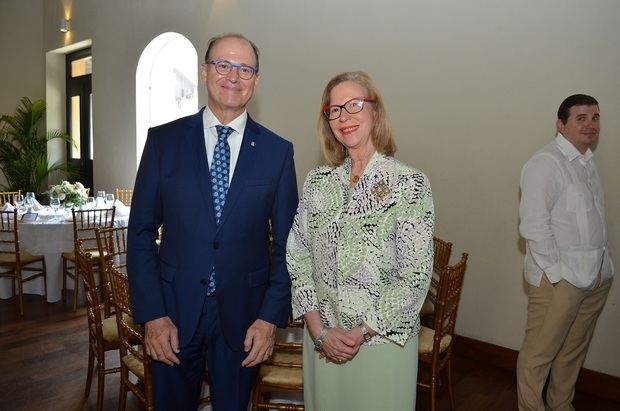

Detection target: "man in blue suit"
[127, 33, 298, 410]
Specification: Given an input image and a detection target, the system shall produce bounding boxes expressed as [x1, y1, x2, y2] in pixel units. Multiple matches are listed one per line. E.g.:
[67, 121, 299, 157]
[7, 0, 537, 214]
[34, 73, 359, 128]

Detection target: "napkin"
[1, 202, 15, 211]
[32, 198, 45, 211]
[114, 200, 130, 217]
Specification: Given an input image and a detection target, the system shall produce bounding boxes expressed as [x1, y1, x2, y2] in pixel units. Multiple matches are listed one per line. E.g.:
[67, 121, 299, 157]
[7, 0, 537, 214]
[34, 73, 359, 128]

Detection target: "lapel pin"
[371, 180, 390, 201]
[251, 141, 256, 147]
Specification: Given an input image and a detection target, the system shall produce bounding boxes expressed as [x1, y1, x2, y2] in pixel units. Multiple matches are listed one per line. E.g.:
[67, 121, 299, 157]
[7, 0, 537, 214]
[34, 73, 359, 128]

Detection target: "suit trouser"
[516, 274, 612, 411]
[151, 294, 259, 411]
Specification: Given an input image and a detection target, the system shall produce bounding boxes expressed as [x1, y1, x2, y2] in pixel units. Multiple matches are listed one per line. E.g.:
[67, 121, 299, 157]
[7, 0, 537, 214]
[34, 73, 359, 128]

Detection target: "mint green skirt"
[302, 327, 418, 411]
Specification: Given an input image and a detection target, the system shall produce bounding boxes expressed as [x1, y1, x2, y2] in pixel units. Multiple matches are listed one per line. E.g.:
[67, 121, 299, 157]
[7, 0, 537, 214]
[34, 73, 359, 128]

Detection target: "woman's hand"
[344, 322, 376, 346]
[319, 327, 360, 363]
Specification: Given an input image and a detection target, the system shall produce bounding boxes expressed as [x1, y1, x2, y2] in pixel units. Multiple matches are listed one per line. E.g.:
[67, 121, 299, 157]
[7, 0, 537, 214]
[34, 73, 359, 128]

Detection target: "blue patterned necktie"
[207, 125, 232, 295]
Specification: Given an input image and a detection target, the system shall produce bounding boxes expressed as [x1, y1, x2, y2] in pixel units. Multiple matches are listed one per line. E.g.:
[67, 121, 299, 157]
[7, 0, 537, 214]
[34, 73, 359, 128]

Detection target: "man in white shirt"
[517, 94, 614, 411]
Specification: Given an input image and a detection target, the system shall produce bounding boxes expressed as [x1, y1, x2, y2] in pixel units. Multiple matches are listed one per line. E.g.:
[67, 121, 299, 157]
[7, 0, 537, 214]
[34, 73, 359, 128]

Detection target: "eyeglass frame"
[205, 59, 258, 80]
[322, 97, 375, 120]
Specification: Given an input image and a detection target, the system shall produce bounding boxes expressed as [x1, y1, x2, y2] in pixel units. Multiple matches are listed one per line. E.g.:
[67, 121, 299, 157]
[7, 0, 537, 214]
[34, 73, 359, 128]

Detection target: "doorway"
[65, 48, 93, 190]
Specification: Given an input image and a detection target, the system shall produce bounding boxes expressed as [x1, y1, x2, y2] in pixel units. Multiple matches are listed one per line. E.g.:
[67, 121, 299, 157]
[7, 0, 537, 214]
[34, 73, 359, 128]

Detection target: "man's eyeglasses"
[205, 59, 258, 80]
[322, 97, 375, 120]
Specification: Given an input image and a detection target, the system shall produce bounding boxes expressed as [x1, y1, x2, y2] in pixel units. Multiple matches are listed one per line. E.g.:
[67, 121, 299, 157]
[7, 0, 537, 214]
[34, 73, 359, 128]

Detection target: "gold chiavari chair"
[417, 253, 468, 411]
[95, 226, 128, 271]
[62, 207, 116, 312]
[0, 190, 21, 205]
[0, 210, 47, 317]
[251, 314, 304, 410]
[114, 188, 133, 206]
[76, 241, 122, 411]
[420, 237, 454, 326]
[108, 263, 154, 411]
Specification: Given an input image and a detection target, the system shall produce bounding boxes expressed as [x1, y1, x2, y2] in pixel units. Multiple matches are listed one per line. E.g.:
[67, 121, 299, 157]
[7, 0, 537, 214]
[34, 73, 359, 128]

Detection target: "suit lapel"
[216, 116, 259, 230]
[190, 108, 216, 227]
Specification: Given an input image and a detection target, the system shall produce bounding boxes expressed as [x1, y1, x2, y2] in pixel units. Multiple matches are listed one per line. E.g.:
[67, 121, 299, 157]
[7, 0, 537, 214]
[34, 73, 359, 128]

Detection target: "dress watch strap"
[360, 323, 372, 342]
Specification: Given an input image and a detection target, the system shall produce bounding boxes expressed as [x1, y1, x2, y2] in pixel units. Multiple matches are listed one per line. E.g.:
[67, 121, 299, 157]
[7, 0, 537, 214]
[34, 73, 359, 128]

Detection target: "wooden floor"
[1, 295, 618, 411]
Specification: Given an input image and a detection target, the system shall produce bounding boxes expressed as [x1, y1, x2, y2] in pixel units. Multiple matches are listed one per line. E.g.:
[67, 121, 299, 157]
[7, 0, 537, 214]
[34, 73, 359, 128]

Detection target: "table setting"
[0, 185, 130, 302]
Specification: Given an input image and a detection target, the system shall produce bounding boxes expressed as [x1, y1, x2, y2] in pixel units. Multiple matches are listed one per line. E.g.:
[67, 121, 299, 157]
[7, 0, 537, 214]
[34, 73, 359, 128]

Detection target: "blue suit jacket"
[127, 108, 298, 350]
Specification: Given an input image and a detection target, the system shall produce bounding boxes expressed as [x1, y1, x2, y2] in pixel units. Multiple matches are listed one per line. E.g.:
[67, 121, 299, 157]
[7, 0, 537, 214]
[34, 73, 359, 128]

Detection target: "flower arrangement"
[47, 180, 88, 207]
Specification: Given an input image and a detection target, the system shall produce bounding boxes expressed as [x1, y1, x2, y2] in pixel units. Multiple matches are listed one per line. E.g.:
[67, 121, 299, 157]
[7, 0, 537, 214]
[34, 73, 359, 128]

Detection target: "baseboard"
[453, 335, 620, 403]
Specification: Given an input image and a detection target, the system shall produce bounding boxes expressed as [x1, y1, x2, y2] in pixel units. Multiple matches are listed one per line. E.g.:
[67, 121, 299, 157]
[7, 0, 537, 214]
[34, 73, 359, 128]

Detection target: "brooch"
[371, 180, 390, 201]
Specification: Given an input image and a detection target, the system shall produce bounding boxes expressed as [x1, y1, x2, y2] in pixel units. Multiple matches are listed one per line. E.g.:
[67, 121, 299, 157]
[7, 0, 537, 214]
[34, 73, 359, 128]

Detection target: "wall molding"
[454, 335, 620, 402]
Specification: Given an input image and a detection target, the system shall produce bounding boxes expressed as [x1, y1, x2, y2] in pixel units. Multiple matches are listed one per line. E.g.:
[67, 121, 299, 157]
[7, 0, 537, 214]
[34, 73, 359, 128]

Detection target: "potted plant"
[0, 97, 76, 198]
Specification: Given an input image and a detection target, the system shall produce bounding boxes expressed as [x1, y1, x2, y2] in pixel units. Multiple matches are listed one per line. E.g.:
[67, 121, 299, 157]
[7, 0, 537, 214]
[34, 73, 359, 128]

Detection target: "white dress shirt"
[202, 107, 247, 184]
[519, 133, 614, 289]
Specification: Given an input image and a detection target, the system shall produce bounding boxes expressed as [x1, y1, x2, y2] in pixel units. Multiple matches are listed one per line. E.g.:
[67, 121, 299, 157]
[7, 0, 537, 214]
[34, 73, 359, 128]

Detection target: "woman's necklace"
[350, 150, 375, 185]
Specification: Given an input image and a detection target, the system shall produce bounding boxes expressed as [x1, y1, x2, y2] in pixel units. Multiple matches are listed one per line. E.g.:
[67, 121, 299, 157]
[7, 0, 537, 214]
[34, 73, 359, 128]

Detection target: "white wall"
[0, 0, 44, 188]
[1, 0, 618, 376]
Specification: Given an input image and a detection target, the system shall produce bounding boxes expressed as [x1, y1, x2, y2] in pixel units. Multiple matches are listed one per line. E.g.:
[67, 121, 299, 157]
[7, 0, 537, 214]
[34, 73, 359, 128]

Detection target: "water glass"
[85, 197, 95, 209]
[105, 193, 115, 207]
[24, 193, 35, 211]
[50, 197, 60, 214]
[96, 191, 105, 207]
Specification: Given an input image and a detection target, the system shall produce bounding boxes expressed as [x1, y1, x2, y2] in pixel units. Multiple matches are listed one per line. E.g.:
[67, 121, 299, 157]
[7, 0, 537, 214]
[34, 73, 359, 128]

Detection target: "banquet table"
[0, 206, 129, 303]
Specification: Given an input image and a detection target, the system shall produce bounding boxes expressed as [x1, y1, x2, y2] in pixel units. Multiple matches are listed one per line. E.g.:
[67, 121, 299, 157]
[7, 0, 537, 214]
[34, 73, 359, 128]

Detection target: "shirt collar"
[556, 133, 593, 163]
[341, 151, 383, 184]
[202, 106, 247, 135]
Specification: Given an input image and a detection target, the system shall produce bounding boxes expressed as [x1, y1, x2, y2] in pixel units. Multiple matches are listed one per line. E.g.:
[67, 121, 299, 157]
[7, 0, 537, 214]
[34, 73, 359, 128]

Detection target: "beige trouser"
[516, 274, 612, 411]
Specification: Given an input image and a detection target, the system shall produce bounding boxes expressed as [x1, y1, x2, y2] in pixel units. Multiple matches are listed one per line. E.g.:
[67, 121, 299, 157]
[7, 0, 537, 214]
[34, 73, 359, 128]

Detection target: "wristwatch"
[360, 323, 372, 343]
[313, 326, 329, 349]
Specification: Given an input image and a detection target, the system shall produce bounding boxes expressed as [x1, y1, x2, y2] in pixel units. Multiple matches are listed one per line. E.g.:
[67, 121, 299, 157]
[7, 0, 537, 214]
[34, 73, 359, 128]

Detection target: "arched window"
[136, 33, 198, 166]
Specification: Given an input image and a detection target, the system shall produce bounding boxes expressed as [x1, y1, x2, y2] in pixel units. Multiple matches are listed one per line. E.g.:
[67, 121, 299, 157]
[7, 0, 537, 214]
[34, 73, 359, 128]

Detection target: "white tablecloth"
[0, 206, 129, 303]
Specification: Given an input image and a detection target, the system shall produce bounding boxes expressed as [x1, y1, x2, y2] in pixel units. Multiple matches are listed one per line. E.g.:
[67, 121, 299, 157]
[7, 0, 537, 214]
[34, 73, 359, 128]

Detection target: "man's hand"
[144, 316, 180, 366]
[241, 319, 277, 367]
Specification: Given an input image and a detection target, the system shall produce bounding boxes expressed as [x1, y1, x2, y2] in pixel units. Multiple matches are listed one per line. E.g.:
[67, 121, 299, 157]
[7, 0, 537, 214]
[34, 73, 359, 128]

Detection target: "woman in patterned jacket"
[286, 71, 435, 410]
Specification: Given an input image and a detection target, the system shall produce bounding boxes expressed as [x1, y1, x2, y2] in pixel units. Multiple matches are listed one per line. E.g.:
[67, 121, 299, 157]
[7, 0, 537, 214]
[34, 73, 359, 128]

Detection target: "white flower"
[47, 180, 87, 207]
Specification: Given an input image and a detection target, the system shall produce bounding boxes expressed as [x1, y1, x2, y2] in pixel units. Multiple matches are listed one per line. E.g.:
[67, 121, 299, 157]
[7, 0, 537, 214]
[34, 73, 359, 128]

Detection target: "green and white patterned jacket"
[287, 152, 434, 346]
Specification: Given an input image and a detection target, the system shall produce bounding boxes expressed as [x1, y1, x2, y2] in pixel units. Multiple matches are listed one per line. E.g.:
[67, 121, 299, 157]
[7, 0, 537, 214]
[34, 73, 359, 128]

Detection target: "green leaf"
[0, 97, 73, 195]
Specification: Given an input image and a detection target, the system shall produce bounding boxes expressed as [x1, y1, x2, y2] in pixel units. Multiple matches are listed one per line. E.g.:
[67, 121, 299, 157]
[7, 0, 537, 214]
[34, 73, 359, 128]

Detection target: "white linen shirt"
[519, 133, 614, 289]
[202, 107, 247, 184]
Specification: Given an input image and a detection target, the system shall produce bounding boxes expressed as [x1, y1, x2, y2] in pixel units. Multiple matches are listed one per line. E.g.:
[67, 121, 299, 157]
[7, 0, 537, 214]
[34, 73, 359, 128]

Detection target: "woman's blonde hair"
[317, 71, 395, 166]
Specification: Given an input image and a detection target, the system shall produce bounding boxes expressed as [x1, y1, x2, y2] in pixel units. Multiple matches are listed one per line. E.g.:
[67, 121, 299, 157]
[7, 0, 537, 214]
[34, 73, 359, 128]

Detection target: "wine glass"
[50, 197, 60, 214]
[105, 193, 115, 207]
[24, 192, 35, 212]
[85, 197, 95, 209]
[96, 191, 105, 207]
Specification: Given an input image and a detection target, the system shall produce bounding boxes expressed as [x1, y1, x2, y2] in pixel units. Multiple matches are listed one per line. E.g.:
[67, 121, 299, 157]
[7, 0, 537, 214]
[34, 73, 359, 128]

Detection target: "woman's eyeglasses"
[322, 97, 375, 120]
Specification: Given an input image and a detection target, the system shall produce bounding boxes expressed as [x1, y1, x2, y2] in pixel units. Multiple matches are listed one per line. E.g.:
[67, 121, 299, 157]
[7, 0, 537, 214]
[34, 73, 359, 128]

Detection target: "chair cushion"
[0, 253, 16, 264]
[20, 251, 44, 264]
[270, 350, 302, 366]
[258, 364, 303, 387]
[0, 251, 44, 265]
[122, 353, 145, 380]
[418, 325, 452, 355]
[99, 316, 121, 343]
[94, 313, 134, 343]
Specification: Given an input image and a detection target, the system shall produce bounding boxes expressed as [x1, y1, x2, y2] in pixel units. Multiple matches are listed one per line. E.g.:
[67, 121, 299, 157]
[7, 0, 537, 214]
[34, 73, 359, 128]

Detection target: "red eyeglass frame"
[321, 97, 375, 118]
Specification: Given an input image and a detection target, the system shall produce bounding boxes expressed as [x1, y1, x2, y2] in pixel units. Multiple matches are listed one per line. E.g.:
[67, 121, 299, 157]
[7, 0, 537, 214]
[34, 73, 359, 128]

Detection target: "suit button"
[213, 241, 220, 249]
[200, 279, 207, 286]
